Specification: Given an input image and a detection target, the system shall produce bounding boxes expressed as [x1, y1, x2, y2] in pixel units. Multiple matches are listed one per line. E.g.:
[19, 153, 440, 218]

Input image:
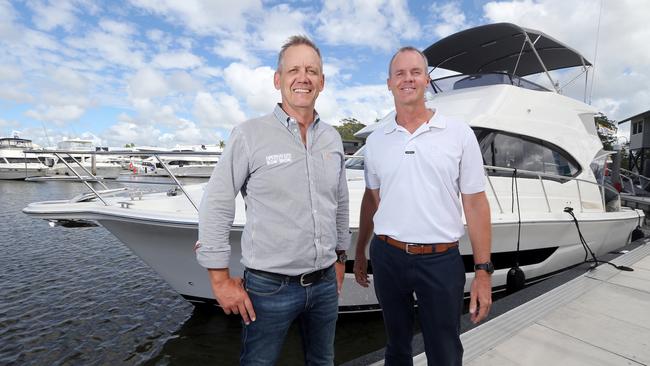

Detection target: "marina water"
[0, 179, 387, 365]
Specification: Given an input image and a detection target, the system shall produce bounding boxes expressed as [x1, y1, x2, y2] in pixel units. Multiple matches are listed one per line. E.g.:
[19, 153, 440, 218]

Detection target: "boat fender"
[631, 210, 645, 241]
[632, 227, 644, 241]
[506, 266, 525, 294]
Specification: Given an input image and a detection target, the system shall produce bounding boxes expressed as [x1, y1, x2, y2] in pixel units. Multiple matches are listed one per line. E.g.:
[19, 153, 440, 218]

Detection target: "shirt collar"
[273, 103, 320, 129]
[384, 108, 445, 134]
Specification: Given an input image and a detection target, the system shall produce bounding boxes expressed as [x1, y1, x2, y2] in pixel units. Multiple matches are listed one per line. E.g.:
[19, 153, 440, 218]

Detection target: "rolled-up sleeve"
[336, 150, 351, 251]
[196, 127, 250, 269]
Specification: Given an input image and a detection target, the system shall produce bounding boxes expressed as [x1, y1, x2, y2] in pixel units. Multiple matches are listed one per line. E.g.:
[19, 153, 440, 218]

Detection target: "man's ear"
[273, 71, 280, 90]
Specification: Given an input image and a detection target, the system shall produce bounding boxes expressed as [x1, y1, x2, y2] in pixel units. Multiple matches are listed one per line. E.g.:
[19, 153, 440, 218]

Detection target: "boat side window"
[6, 158, 42, 163]
[0, 158, 6, 164]
[480, 131, 580, 180]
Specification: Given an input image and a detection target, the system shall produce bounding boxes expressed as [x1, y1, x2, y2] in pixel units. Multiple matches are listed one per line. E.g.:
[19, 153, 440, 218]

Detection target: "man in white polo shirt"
[353, 46, 492, 365]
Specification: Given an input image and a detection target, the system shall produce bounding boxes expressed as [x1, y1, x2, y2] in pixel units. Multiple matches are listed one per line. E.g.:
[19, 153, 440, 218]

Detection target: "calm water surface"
[0, 178, 387, 366]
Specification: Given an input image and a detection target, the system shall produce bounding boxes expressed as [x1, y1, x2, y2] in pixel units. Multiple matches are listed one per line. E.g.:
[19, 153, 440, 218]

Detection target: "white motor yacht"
[47, 139, 123, 179]
[0, 136, 48, 180]
[130, 155, 219, 178]
[23, 23, 644, 312]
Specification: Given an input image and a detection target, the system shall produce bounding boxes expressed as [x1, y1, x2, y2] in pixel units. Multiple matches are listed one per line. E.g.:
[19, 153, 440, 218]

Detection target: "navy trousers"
[370, 235, 466, 366]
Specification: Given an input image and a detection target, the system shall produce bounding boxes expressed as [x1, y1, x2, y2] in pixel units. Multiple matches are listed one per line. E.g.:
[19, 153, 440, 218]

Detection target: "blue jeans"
[370, 236, 466, 366]
[240, 266, 338, 366]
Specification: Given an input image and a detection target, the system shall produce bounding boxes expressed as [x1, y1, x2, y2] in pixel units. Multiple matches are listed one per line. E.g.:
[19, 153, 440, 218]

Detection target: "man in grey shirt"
[196, 35, 350, 365]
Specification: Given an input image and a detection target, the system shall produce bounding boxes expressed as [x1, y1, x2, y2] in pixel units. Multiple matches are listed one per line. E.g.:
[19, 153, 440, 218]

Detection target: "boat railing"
[483, 165, 620, 214]
[619, 168, 650, 195]
[24, 149, 222, 211]
[345, 153, 621, 214]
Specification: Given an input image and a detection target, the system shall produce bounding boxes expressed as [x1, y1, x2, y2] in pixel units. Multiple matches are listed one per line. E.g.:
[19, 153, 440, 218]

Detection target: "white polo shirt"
[364, 110, 485, 243]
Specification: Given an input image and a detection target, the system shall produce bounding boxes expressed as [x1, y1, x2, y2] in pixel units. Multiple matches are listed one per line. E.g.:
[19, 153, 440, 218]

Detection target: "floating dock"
[408, 242, 650, 366]
[353, 241, 650, 366]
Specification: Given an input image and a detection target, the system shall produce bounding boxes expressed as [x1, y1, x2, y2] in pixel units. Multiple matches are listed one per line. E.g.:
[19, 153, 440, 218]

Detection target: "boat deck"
[444, 242, 650, 365]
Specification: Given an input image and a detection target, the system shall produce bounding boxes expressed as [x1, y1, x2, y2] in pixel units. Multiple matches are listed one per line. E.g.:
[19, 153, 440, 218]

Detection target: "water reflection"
[145, 306, 388, 365]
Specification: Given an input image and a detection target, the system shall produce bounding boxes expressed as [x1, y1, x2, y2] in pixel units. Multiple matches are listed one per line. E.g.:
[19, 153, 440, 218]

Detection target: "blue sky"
[0, 0, 648, 147]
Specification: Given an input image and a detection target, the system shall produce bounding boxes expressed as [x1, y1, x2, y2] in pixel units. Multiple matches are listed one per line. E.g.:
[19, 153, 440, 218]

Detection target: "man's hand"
[469, 271, 492, 324]
[335, 262, 345, 295]
[353, 253, 370, 288]
[208, 269, 256, 325]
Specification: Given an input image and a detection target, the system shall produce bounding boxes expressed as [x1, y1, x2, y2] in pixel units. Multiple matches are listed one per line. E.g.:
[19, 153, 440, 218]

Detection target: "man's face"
[274, 44, 324, 115]
[387, 51, 430, 107]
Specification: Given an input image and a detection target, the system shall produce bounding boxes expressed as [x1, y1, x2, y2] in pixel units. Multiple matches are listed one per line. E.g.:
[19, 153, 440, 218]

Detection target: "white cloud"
[0, 0, 19, 40]
[168, 71, 202, 93]
[99, 19, 137, 37]
[252, 4, 309, 52]
[222, 63, 278, 114]
[0, 118, 19, 130]
[193, 92, 246, 129]
[0, 87, 34, 103]
[64, 29, 145, 68]
[128, 68, 169, 99]
[103, 120, 163, 147]
[317, 84, 393, 126]
[213, 39, 260, 65]
[0, 64, 22, 81]
[28, 0, 78, 32]
[52, 67, 89, 93]
[317, 0, 421, 50]
[129, 0, 263, 35]
[152, 51, 203, 69]
[426, 2, 470, 38]
[25, 104, 85, 125]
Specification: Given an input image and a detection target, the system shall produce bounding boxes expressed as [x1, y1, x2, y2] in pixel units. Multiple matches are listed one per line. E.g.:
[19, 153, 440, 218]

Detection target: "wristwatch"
[336, 250, 348, 264]
[474, 262, 494, 274]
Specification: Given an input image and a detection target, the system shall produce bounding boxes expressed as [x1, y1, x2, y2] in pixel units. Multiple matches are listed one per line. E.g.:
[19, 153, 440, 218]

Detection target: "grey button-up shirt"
[196, 104, 350, 275]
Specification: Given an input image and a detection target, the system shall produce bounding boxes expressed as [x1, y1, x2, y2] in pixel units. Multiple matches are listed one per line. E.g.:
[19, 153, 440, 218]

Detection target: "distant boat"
[46, 139, 122, 179]
[0, 136, 48, 180]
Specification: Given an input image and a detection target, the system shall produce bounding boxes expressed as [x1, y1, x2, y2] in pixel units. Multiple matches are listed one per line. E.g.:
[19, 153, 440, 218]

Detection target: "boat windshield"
[430, 72, 549, 94]
[0, 138, 33, 149]
[345, 146, 365, 170]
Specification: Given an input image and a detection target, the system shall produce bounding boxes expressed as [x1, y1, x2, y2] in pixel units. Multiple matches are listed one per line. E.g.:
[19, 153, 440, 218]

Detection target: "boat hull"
[0, 166, 48, 180]
[78, 212, 640, 312]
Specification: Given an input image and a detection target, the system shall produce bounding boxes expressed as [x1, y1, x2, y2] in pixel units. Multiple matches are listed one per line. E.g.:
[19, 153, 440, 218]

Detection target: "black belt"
[246, 265, 332, 287]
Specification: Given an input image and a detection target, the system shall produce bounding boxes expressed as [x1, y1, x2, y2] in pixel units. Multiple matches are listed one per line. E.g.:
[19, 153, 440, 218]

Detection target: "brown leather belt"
[377, 235, 458, 255]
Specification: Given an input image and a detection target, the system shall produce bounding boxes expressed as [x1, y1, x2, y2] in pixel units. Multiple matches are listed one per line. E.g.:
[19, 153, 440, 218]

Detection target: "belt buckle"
[299, 273, 313, 287]
[405, 243, 417, 255]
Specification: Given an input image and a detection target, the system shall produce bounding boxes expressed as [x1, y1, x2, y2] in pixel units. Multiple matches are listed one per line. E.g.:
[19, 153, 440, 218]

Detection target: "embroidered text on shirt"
[266, 153, 292, 165]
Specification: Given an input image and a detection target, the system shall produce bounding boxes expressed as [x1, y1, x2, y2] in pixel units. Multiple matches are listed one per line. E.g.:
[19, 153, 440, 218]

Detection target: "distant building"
[619, 110, 650, 174]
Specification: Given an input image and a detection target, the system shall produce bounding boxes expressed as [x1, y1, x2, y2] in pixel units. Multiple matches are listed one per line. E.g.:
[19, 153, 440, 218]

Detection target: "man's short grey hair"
[388, 46, 429, 76]
[277, 35, 323, 72]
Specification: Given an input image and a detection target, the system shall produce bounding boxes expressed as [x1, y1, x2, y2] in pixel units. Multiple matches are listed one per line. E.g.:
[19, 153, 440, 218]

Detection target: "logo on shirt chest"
[266, 153, 292, 165]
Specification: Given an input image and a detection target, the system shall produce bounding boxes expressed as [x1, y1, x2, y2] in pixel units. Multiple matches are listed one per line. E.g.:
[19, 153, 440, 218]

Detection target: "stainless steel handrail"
[26, 149, 622, 214]
[482, 165, 621, 213]
[23, 149, 221, 212]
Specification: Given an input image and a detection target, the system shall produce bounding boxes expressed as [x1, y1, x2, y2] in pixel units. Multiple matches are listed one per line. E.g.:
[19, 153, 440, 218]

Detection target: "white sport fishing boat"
[23, 23, 644, 312]
[0, 136, 48, 180]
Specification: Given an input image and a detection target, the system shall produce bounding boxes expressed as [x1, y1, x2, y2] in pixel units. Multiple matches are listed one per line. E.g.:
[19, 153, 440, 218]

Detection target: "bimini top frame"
[423, 23, 591, 94]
